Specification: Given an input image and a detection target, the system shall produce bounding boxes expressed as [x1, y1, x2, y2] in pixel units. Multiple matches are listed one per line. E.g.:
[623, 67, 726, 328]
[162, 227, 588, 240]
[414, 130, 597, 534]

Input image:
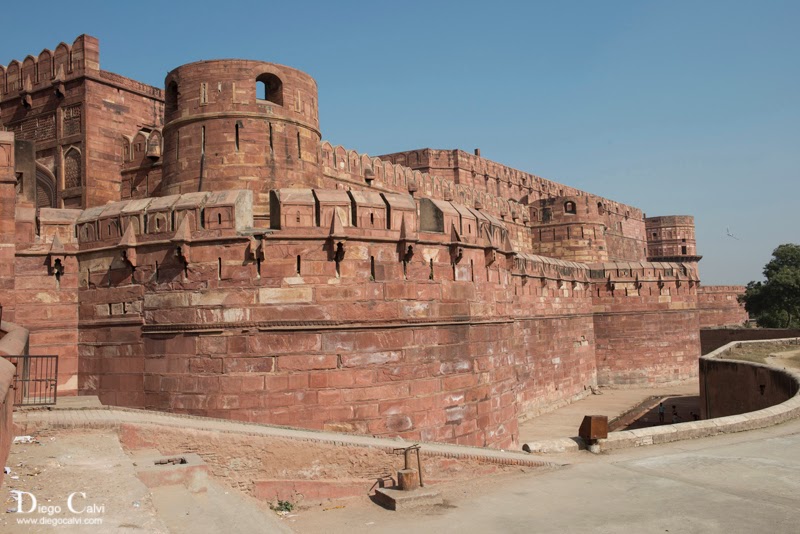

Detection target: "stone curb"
[15, 406, 560, 469]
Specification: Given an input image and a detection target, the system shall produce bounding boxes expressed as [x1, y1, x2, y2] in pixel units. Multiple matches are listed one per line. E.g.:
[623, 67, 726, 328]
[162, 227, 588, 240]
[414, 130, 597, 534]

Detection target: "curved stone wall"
[162, 60, 322, 218]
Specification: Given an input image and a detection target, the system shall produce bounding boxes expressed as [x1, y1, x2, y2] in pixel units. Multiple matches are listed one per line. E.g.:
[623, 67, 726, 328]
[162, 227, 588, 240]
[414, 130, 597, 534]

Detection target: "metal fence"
[6, 355, 59, 406]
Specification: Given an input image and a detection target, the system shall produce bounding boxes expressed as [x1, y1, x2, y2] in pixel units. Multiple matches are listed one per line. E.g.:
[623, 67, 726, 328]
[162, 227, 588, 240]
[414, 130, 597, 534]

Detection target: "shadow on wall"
[700, 339, 800, 419]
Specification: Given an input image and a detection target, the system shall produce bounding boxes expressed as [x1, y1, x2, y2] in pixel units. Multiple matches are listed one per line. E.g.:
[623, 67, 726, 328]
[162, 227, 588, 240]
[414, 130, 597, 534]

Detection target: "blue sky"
[1, 1, 797, 284]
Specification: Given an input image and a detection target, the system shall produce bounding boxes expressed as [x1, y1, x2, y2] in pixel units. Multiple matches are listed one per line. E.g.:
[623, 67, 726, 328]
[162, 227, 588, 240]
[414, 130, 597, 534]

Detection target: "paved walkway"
[291, 416, 800, 533]
[518, 380, 698, 443]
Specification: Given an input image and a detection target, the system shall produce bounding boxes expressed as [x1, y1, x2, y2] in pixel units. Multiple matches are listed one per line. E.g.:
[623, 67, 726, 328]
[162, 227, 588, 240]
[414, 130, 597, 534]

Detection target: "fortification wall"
[378, 148, 648, 262]
[63, 188, 598, 448]
[0, 42, 729, 450]
[590, 262, 701, 386]
[47, 188, 699, 448]
[697, 285, 748, 328]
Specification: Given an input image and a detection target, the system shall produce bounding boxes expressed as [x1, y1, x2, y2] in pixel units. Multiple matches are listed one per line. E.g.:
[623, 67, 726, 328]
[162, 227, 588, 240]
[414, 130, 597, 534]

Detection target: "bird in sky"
[726, 227, 740, 240]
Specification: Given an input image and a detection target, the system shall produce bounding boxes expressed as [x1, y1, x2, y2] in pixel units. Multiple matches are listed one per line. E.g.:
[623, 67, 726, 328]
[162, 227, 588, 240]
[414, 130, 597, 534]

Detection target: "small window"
[256, 73, 283, 106]
[597, 202, 604, 215]
[166, 81, 179, 114]
[682, 246, 687, 255]
[564, 201, 576, 214]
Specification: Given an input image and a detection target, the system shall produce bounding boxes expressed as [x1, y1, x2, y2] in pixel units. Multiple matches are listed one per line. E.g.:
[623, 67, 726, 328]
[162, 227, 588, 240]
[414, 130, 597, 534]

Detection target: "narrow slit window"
[201, 126, 205, 155]
[268, 122, 273, 154]
[297, 131, 302, 159]
[370, 256, 376, 281]
[217, 258, 222, 280]
[296, 255, 301, 275]
[235, 123, 240, 152]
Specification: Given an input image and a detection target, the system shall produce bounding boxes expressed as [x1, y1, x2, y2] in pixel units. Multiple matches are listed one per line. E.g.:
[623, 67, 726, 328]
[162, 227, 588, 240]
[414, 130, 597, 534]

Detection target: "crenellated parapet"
[74, 190, 253, 248]
[0, 35, 99, 104]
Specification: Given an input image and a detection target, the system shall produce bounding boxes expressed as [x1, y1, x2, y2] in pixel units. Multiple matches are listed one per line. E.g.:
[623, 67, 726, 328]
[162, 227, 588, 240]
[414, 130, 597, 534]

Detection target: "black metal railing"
[6, 355, 59, 406]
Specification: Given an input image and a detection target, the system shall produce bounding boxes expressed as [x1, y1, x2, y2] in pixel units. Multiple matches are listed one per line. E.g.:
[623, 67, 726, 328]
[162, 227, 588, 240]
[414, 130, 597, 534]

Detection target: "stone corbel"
[53, 65, 66, 98]
[449, 224, 463, 264]
[247, 235, 265, 262]
[171, 216, 193, 266]
[119, 223, 138, 269]
[333, 241, 346, 263]
[47, 235, 66, 279]
[174, 243, 191, 266]
[485, 247, 498, 266]
[398, 215, 417, 265]
[364, 167, 375, 185]
[402, 244, 414, 264]
[122, 247, 137, 269]
[450, 244, 464, 265]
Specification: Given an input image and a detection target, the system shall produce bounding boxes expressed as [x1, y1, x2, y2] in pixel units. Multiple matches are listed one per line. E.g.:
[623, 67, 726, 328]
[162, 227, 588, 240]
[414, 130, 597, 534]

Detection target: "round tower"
[161, 60, 323, 222]
[645, 215, 701, 261]
[529, 195, 609, 263]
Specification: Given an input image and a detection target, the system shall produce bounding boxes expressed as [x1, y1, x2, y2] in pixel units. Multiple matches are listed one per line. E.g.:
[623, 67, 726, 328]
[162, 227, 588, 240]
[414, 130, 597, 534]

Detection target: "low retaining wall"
[700, 328, 800, 355]
[598, 338, 800, 452]
[0, 321, 30, 488]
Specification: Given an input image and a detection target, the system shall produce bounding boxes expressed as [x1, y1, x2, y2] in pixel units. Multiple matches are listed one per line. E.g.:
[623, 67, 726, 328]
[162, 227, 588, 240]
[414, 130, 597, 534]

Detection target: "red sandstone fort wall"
[591, 262, 701, 386]
[0, 36, 733, 449]
[697, 285, 748, 328]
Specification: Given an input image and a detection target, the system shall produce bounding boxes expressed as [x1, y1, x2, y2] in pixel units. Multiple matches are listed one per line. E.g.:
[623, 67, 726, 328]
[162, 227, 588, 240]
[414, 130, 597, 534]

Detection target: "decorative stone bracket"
[449, 224, 463, 264]
[171, 216, 193, 266]
[119, 223, 138, 269]
[47, 235, 66, 280]
[247, 235, 266, 262]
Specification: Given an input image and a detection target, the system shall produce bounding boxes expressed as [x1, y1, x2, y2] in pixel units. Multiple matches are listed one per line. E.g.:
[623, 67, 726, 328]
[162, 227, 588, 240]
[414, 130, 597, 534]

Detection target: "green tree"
[739, 244, 800, 328]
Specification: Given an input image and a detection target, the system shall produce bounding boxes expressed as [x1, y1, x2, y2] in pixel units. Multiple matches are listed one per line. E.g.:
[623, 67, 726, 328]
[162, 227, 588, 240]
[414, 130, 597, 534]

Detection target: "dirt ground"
[1, 429, 167, 533]
[724, 341, 800, 369]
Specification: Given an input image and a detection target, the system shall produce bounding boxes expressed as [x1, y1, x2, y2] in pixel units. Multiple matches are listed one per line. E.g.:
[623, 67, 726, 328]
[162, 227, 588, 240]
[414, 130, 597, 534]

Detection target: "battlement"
[71, 190, 253, 246]
[698, 285, 746, 293]
[0, 35, 99, 101]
